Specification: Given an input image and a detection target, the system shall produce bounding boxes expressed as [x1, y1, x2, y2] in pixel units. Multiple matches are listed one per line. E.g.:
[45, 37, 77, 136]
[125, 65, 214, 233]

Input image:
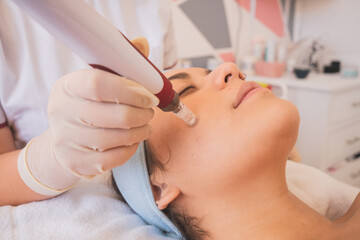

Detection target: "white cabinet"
[250, 73, 360, 187]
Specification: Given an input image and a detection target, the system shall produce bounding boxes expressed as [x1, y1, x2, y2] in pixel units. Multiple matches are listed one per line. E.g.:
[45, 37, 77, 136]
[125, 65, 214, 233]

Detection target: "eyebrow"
[167, 69, 212, 81]
[168, 72, 190, 81]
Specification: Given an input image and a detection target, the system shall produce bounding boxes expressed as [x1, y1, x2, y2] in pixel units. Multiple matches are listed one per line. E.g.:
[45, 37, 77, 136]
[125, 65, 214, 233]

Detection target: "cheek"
[235, 96, 300, 162]
[148, 107, 203, 168]
[148, 89, 225, 151]
[148, 106, 223, 185]
[149, 108, 187, 145]
[148, 92, 300, 195]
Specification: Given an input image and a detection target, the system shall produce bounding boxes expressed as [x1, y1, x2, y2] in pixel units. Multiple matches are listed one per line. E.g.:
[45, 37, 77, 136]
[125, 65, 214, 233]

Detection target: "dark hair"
[111, 141, 208, 240]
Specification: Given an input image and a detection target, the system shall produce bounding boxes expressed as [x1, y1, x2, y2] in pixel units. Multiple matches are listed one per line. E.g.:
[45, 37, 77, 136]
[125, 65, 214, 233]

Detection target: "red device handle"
[90, 31, 174, 109]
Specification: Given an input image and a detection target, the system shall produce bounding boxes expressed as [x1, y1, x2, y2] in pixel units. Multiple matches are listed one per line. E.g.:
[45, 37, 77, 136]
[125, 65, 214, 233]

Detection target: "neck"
[193, 165, 335, 240]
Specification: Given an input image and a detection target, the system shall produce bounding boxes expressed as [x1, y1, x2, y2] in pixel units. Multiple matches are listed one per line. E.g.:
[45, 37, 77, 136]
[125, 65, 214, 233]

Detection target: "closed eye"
[179, 86, 196, 97]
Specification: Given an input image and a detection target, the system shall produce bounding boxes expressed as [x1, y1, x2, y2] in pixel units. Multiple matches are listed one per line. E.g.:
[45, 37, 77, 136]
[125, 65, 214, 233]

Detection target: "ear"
[150, 173, 181, 210]
[131, 37, 150, 58]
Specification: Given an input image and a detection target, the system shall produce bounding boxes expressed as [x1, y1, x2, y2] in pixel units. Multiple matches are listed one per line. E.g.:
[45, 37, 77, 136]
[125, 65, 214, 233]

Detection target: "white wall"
[294, 0, 360, 69]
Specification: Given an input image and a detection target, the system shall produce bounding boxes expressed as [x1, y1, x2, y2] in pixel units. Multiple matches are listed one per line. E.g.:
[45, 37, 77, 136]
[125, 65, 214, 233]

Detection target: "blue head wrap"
[112, 142, 183, 239]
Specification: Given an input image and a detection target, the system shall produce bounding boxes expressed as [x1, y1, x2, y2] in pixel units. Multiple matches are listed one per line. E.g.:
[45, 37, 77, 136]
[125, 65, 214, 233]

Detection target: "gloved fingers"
[62, 69, 159, 108]
[131, 37, 150, 58]
[54, 143, 140, 176]
[49, 93, 155, 129]
[51, 124, 151, 151]
[98, 143, 139, 172]
[76, 100, 154, 129]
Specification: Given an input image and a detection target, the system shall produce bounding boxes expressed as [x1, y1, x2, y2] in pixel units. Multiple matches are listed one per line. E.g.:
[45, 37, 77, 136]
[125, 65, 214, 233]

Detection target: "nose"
[206, 62, 246, 90]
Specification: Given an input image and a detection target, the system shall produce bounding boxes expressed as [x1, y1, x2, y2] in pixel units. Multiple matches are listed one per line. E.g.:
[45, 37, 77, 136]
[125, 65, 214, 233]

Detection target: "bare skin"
[147, 64, 359, 239]
[0, 132, 50, 206]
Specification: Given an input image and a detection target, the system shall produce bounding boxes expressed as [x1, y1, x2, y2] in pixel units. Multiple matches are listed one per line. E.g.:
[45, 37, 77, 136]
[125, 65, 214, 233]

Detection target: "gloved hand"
[18, 37, 158, 195]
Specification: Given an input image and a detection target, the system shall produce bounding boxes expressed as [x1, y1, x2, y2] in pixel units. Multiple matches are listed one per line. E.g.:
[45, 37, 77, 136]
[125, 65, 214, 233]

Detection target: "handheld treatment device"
[12, 0, 197, 126]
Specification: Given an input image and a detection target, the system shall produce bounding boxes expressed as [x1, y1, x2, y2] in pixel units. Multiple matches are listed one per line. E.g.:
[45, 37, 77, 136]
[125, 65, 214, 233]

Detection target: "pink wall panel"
[235, 0, 284, 37]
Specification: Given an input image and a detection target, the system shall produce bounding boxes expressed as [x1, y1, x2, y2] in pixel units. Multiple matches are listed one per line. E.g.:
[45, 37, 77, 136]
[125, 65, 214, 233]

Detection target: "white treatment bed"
[0, 161, 358, 240]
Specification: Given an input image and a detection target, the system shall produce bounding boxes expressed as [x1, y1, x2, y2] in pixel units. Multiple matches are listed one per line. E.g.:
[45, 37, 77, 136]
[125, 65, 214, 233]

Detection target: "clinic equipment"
[12, 0, 197, 127]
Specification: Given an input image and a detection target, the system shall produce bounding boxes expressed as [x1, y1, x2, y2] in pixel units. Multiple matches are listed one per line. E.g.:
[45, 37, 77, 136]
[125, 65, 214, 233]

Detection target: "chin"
[278, 100, 300, 130]
[267, 99, 300, 150]
[247, 93, 299, 125]
[248, 97, 300, 154]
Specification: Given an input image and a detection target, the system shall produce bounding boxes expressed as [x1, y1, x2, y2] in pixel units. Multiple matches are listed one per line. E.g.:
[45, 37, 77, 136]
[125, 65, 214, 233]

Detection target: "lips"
[233, 81, 263, 108]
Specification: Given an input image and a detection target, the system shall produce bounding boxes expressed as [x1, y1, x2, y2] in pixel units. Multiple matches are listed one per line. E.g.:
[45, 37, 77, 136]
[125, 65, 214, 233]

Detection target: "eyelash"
[179, 86, 196, 96]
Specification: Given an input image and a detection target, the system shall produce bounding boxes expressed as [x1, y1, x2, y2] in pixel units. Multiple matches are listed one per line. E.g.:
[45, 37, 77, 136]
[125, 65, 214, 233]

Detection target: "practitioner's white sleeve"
[286, 160, 359, 220]
[0, 104, 6, 126]
[0, 40, 7, 126]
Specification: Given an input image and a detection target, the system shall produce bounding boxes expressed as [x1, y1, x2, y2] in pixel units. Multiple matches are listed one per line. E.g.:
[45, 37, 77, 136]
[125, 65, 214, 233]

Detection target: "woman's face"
[148, 63, 299, 206]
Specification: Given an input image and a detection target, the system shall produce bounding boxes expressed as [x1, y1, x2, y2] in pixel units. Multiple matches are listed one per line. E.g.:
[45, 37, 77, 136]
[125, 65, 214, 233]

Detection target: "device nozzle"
[173, 102, 198, 126]
[161, 91, 197, 127]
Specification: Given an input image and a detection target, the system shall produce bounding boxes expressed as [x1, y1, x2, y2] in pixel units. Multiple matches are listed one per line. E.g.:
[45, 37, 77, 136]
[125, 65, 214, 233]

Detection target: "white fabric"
[0, 103, 5, 125]
[286, 161, 359, 220]
[0, 40, 7, 125]
[0, 162, 358, 239]
[0, 171, 175, 240]
[0, 0, 177, 148]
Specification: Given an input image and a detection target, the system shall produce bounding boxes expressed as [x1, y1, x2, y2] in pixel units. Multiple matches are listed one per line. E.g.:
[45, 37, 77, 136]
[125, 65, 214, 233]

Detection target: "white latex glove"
[18, 38, 157, 195]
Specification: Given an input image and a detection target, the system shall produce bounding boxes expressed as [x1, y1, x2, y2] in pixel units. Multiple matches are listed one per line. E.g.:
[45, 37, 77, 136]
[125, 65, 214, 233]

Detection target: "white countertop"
[249, 73, 360, 93]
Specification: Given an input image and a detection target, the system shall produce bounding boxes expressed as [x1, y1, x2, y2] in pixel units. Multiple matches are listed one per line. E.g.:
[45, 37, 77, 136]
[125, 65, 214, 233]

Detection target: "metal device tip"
[174, 102, 198, 127]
